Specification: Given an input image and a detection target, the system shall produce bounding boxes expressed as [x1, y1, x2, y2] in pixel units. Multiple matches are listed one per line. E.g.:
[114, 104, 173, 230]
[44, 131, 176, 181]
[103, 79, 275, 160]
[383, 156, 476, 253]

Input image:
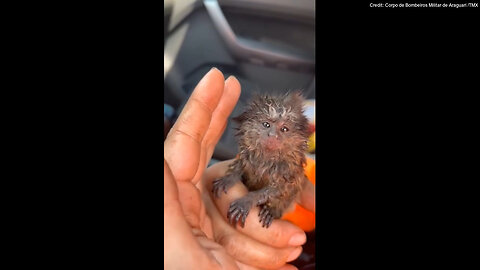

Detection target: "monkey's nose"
[265, 137, 281, 150]
[268, 131, 278, 138]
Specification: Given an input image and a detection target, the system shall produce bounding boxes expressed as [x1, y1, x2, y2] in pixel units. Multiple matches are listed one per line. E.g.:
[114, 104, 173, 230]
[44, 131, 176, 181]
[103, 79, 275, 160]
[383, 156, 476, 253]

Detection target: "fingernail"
[226, 75, 236, 82]
[288, 233, 306, 246]
[286, 247, 302, 262]
[210, 67, 218, 72]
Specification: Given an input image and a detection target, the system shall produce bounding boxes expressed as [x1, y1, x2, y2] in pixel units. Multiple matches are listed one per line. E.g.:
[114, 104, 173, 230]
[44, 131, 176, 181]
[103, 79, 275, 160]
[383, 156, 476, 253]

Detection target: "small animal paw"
[212, 175, 239, 198]
[212, 178, 229, 198]
[258, 206, 274, 228]
[227, 198, 252, 228]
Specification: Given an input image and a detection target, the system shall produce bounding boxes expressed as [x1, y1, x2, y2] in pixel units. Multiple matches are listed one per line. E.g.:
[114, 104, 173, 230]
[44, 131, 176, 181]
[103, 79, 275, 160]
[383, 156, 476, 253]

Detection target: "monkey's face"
[234, 92, 309, 156]
[253, 119, 291, 151]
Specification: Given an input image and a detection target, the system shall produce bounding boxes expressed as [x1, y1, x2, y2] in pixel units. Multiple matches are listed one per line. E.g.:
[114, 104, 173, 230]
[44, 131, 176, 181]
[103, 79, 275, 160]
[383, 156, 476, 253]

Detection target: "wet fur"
[212, 91, 309, 228]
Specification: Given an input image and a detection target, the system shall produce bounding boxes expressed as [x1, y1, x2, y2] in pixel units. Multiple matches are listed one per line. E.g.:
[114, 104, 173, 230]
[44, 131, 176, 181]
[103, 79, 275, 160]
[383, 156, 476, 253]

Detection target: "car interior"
[164, 1, 315, 268]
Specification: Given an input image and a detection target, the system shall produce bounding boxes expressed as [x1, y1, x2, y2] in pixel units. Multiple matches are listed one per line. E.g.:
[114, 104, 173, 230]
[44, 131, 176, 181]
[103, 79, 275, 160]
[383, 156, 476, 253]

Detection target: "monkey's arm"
[212, 159, 243, 198]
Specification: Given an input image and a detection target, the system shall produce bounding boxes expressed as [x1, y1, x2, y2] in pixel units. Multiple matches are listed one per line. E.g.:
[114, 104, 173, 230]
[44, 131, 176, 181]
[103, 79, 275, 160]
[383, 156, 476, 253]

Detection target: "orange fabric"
[281, 157, 315, 231]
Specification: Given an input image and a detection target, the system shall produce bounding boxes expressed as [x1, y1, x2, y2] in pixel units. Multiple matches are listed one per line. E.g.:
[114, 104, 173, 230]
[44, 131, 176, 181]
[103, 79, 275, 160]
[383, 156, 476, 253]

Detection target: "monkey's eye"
[262, 122, 270, 128]
[281, 126, 289, 132]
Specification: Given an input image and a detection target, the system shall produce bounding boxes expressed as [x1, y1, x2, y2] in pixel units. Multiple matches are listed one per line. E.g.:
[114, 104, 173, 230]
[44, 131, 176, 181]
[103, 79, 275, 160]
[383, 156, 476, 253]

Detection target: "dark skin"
[213, 93, 310, 228]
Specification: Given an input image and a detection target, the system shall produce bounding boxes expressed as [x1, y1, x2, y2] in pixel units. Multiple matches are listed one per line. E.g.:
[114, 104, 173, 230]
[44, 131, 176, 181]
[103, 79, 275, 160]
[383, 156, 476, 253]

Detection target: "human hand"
[201, 159, 316, 269]
[164, 68, 313, 269]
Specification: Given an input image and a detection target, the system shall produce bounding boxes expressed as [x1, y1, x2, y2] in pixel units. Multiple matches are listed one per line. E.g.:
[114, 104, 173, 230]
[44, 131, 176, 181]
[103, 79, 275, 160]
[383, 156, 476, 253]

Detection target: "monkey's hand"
[257, 187, 285, 228]
[227, 195, 254, 228]
[258, 206, 275, 229]
[212, 173, 241, 198]
[228, 187, 280, 229]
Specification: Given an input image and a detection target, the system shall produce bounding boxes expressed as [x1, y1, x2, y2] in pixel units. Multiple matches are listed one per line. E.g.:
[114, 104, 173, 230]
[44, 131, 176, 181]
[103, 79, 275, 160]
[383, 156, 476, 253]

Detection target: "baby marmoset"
[212, 91, 310, 228]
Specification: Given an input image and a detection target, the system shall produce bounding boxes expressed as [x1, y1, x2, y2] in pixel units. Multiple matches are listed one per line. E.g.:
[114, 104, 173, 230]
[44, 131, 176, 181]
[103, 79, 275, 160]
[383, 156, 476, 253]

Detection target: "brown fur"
[212, 91, 309, 228]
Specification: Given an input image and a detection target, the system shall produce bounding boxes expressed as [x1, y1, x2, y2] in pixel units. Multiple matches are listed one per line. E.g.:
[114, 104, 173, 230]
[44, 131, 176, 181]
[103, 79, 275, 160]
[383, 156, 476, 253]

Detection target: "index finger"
[164, 68, 225, 182]
[297, 179, 315, 213]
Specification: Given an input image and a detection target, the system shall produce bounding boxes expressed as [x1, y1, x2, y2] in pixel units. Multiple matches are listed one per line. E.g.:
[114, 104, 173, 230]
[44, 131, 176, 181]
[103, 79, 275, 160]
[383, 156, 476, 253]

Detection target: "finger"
[204, 160, 235, 182]
[166, 160, 239, 269]
[236, 262, 297, 270]
[204, 162, 307, 248]
[164, 159, 180, 204]
[276, 264, 298, 270]
[196, 235, 240, 270]
[204, 75, 241, 157]
[164, 160, 217, 269]
[218, 231, 302, 270]
[191, 75, 241, 184]
[297, 179, 315, 213]
[236, 261, 262, 270]
[165, 68, 225, 182]
[176, 180, 204, 229]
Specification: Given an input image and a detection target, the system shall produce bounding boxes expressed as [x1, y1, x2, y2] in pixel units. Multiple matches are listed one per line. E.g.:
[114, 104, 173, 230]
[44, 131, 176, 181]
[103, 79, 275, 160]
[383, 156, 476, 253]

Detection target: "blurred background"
[164, 1, 315, 268]
[164, 0, 315, 160]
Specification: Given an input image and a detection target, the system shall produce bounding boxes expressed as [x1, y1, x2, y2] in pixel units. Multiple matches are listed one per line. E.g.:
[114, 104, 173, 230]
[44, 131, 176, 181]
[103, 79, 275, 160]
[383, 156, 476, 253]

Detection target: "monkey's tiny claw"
[227, 198, 250, 228]
[212, 178, 228, 198]
[259, 206, 274, 228]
